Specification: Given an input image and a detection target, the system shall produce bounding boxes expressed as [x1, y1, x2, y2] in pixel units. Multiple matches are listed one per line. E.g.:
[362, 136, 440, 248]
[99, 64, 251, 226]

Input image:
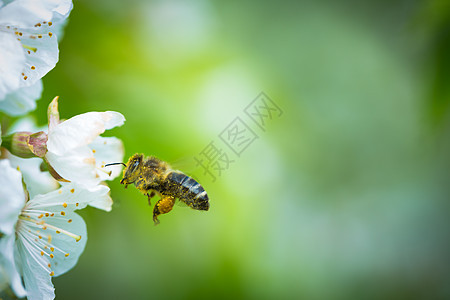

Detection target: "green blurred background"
[30, 0, 450, 298]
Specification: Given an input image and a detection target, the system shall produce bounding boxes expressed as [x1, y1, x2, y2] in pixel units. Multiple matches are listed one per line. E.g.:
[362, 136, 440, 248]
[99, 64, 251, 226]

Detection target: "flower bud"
[1, 131, 48, 158]
[27, 131, 48, 157]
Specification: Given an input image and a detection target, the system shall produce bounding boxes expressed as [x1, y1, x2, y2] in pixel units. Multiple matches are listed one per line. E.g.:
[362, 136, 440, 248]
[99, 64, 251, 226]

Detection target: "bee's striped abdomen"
[165, 171, 209, 211]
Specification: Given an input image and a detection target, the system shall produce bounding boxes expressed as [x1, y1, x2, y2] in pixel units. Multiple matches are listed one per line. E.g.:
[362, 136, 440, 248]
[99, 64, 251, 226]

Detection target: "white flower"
[0, 0, 73, 116]
[0, 159, 110, 300]
[45, 97, 125, 211]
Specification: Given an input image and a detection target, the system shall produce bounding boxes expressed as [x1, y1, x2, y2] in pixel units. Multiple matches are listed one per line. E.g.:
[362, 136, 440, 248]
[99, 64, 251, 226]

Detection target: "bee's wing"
[170, 156, 201, 173]
[170, 156, 205, 187]
[175, 198, 189, 208]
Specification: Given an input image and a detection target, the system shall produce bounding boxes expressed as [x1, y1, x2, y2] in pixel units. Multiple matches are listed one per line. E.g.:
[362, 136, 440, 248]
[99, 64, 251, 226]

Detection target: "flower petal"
[15, 236, 55, 300]
[42, 212, 87, 276]
[25, 182, 110, 212]
[46, 146, 100, 186]
[18, 29, 58, 87]
[0, 32, 24, 100]
[0, 160, 25, 235]
[47, 111, 125, 155]
[7, 155, 59, 198]
[0, 0, 63, 28]
[53, 0, 72, 18]
[0, 234, 27, 298]
[89, 136, 125, 181]
[0, 80, 43, 116]
[85, 183, 113, 212]
[6, 115, 46, 133]
[48, 0, 73, 40]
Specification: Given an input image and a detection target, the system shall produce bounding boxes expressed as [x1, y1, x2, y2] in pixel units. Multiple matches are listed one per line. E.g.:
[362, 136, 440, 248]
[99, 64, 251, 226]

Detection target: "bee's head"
[121, 153, 144, 185]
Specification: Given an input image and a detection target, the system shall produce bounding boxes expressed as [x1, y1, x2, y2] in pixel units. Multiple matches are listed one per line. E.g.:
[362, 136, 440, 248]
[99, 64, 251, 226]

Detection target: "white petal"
[7, 155, 59, 198]
[43, 212, 87, 276]
[26, 183, 110, 212]
[0, 160, 25, 235]
[47, 111, 125, 155]
[14, 206, 86, 299]
[0, 32, 24, 100]
[0, 0, 61, 27]
[43, 0, 73, 42]
[54, 0, 72, 17]
[6, 115, 47, 133]
[86, 184, 113, 212]
[15, 237, 54, 300]
[0, 264, 6, 291]
[0, 80, 42, 116]
[18, 30, 58, 87]
[104, 111, 126, 130]
[90, 136, 125, 181]
[0, 234, 27, 297]
[46, 146, 101, 187]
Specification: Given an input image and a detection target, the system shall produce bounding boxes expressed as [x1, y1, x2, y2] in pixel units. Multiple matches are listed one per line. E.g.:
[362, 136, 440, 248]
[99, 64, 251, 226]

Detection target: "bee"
[106, 153, 209, 224]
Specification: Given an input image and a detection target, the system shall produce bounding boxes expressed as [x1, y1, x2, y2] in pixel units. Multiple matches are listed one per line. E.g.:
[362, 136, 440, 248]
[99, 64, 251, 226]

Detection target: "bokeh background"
[21, 0, 450, 298]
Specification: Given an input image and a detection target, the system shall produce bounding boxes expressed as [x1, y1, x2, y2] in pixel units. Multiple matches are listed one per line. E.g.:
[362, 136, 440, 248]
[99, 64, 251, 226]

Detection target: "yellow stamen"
[19, 216, 81, 242]
[22, 44, 37, 52]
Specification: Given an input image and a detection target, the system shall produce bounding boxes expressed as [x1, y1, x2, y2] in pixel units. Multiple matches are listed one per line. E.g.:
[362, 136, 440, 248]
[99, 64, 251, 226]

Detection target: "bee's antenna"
[104, 162, 127, 167]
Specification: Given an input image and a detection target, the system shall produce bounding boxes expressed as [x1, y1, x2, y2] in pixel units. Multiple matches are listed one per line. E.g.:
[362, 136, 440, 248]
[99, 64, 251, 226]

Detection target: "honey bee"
[106, 153, 209, 224]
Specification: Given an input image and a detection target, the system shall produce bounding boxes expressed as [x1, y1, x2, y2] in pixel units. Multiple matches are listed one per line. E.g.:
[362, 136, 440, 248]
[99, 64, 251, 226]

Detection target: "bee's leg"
[153, 195, 175, 225]
[146, 191, 155, 206]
